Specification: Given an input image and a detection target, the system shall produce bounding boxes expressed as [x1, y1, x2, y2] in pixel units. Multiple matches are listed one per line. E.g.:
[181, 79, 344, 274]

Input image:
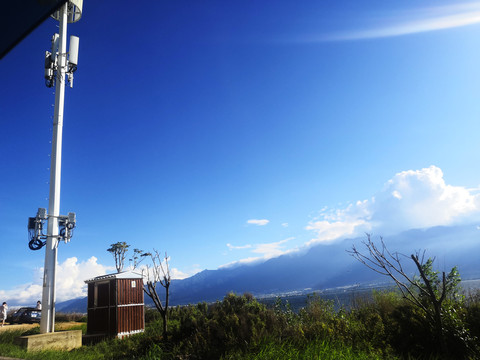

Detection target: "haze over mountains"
[58, 223, 480, 313]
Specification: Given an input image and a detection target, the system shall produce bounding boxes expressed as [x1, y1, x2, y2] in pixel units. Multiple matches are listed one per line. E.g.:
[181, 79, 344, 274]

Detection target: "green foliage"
[0, 328, 25, 343]
[21, 326, 41, 336]
[465, 290, 480, 340]
[409, 260, 477, 358]
[166, 292, 279, 359]
[351, 236, 476, 358]
[222, 339, 386, 360]
[413, 260, 462, 305]
[145, 307, 163, 324]
[1, 289, 480, 359]
[107, 241, 130, 273]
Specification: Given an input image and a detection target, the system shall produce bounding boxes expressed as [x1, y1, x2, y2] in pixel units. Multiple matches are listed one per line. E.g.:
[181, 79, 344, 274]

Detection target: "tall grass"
[223, 340, 388, 360]
[0, 290, 479, 359]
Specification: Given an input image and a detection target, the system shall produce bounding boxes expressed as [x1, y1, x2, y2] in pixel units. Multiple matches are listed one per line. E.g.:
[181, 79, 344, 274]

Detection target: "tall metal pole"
[40, 3, 68, 334]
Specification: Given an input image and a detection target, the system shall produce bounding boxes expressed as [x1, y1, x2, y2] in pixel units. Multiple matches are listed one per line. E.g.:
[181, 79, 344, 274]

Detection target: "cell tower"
[28, 0, 83, 334]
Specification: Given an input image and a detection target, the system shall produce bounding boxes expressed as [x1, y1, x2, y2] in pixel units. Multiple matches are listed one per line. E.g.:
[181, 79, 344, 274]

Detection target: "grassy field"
[0, 328, 387, 360]
[0, 290, 478, 359]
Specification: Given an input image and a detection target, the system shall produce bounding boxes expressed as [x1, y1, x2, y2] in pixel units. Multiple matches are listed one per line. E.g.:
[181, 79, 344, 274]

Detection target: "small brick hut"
[85, 271, 144, 338]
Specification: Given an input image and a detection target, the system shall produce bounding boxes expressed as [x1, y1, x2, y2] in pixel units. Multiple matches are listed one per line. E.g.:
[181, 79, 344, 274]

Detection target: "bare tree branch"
[141, 249, 171, 337]
[348, 234, 459, 354]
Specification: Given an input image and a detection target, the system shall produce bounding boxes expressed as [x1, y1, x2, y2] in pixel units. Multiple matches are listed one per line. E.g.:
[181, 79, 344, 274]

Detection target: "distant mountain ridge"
[57, 224, 480, 313]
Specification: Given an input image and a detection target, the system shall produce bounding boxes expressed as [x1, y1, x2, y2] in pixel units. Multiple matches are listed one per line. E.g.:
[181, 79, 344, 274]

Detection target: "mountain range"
[57, 224, 480, 313]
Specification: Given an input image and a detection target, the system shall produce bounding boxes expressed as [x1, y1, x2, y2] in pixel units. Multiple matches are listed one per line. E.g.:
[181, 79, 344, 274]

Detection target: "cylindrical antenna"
[69, 35, 79, 65]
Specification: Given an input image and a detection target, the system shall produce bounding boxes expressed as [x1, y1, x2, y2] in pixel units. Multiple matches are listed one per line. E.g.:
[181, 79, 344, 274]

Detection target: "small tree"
[142, 249, 171, 337]
[107, 241, 130, 273]
[130, 248, 149, 270]
[348, 234, 462, 355]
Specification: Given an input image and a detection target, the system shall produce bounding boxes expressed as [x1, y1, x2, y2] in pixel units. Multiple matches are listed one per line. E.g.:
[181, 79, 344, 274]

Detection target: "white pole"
[40, 3, 68, 334]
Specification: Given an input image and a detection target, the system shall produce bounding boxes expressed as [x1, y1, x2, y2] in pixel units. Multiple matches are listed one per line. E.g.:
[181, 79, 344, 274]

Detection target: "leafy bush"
[166, 292, 280, 359]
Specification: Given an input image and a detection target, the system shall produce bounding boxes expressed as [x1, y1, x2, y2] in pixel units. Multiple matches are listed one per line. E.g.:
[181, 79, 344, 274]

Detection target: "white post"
[40, 3, 68, 334]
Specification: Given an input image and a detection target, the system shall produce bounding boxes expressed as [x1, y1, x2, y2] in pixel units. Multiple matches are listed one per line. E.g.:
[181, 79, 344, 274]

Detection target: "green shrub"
[166, 293, 281, 359]
[145, 307, 163, 324]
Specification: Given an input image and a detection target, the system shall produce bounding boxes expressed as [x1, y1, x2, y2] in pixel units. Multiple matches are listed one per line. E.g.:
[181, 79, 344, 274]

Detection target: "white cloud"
[372, 166, 480, 230]
[247, 219, 269, 226]
[227, 243, 252, 250]
[169, 261, 202, 280]
[392, 190, 402, 199]
[306, 166, 480, 245]
[281, 223, 289, 227]
[56, 256, 114, 301]
[2, 254, 199, 306]
[221, 237, 295, 268]
[251, 238, 293, 257]
[136, 256, 200, 281]
[219, 257, 267, 268]
[0, 256, 113, 306]
[305, 218, 368, 245]
[299, 2, 480, 42]
[170, 268, 193, 280]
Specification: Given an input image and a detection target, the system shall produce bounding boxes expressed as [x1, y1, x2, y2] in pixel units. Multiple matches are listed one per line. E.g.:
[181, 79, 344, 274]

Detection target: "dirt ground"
[0, 322, 84, 333]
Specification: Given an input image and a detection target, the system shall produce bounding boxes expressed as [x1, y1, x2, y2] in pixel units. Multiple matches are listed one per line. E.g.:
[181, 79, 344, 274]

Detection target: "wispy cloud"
[219, 257, 267, 268]
[169, 266, 201, 280]
[251, 238, 293, 256]
[301, 2, 480, 42]
[221, 237, 295, 268]
[247, 219, 270, 226]
[136, 256, 201, 281]
[227, 243, 252, 250]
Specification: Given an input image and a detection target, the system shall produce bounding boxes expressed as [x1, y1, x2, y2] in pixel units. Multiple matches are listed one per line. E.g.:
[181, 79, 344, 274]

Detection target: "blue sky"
[2, 0, 480, 305]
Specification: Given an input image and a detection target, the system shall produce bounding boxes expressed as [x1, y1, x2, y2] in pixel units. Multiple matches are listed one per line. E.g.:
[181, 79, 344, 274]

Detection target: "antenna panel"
[69, 36, 79, 65]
